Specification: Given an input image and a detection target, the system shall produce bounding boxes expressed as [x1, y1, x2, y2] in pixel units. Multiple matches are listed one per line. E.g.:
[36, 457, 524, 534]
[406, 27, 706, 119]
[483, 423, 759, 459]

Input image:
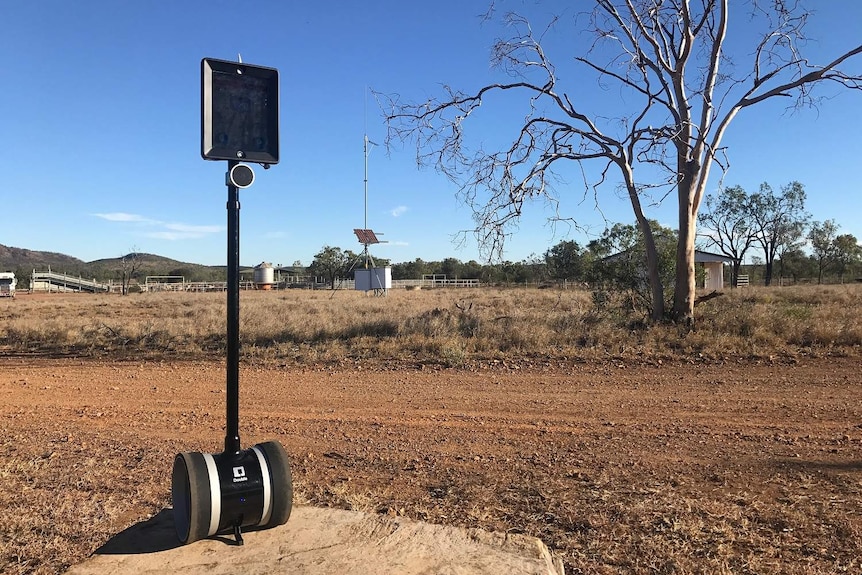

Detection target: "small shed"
[602, 249, 735, 290]
[695, 250, 734, 290]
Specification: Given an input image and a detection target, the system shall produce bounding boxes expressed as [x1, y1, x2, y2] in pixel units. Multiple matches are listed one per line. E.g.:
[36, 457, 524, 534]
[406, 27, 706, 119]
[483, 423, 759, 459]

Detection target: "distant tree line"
[310, 185, 861, 293]
[306, 190, 861, 317]
[698, 181, 862, 286]
[309, 222, 680, 316]
[8, 185, 859, 303]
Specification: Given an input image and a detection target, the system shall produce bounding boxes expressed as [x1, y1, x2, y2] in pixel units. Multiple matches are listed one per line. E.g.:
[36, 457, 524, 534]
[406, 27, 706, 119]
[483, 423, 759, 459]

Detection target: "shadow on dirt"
[775, 459, 862, 473]
[94, 508, 182, 555]
[94, 507, 269, 555]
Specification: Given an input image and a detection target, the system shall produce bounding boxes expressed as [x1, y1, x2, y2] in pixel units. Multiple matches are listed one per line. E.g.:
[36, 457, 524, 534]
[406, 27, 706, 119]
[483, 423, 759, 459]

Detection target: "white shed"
[695, 251, 735, 290]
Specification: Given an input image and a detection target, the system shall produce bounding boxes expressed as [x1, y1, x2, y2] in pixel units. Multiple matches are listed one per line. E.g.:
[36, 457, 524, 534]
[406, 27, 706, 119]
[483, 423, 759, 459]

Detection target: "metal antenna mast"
[363, 87, 374, 268]
[348, 87, 389, 295]
[364, 135, 369, 233]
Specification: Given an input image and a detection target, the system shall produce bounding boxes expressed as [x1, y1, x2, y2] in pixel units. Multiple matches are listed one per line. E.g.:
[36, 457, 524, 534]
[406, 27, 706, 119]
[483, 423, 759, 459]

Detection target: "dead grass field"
[2, 284, 860, 364]
[0, 286, 860, 574]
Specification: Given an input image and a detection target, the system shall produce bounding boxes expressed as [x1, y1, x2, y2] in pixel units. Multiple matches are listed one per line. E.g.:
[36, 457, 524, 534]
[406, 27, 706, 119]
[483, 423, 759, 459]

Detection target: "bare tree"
[119, 248, 141, 295]
[378, 0, 862, 323]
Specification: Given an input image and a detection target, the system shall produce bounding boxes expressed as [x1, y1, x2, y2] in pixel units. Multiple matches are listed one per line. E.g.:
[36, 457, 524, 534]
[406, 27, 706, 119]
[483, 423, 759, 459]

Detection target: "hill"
[0, 244, 85, 271]
[0, 244, 225, 284]
[86, 252, 226, 283]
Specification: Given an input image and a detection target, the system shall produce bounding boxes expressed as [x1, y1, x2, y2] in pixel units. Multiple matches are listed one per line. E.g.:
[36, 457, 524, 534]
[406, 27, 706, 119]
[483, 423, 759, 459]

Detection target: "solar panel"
[353, 229, 381, 244]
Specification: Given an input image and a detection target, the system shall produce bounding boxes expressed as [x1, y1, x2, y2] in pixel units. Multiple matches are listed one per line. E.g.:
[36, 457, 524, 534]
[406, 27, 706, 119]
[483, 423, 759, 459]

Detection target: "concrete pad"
[66, 506, 565, 575]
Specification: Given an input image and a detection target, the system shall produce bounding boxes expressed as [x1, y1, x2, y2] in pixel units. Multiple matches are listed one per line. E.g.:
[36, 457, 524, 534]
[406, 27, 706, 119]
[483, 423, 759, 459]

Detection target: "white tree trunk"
[674, 179, 698, 324]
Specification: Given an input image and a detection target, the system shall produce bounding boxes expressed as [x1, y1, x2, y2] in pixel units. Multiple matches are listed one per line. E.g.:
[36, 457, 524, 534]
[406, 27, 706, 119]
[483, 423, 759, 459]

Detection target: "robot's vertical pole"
[225, 159, 241, 455]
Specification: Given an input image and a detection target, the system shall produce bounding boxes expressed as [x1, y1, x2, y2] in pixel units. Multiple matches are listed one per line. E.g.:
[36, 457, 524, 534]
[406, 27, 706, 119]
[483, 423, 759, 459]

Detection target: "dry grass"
[1, 284, 860, 364]
[0, 425, 181, 574]
[1, 285, 861, 575]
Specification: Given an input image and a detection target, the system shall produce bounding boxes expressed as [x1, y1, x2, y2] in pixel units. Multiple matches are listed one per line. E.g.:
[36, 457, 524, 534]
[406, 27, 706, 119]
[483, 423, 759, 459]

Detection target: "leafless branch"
[376, 0, 862, 319]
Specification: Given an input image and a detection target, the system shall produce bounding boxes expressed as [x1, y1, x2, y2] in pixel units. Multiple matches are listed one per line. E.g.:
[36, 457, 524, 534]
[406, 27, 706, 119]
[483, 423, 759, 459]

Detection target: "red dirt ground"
[1, 357, 861, 574]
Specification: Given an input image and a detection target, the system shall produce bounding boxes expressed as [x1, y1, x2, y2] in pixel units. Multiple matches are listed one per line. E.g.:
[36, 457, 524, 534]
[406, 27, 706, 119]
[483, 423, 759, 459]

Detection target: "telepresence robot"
[171, 57, 292, 545]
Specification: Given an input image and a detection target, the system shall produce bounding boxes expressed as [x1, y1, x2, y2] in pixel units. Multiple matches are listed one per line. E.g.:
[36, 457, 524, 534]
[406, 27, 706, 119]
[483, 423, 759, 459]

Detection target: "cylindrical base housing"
[171, 440, 293, 544]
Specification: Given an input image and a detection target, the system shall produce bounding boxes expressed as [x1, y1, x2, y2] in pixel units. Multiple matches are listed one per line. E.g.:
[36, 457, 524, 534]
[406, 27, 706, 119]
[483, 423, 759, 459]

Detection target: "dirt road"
[1, 357, 860, 574]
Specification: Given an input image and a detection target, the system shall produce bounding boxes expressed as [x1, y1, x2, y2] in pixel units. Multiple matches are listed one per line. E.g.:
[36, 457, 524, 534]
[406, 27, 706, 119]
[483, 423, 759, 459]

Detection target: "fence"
[141, 280, 259, 292]
[33, 273, 484, 293]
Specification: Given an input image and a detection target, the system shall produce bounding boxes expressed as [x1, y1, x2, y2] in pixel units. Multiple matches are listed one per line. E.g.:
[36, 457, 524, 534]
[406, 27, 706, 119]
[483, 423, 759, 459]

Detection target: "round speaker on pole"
[228, 163, 255, 188]
[171, 441, 293, 544]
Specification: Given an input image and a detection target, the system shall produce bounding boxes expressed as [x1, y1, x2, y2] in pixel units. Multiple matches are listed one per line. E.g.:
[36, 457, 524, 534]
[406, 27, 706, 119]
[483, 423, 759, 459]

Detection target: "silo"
[253, 262, 275, 290]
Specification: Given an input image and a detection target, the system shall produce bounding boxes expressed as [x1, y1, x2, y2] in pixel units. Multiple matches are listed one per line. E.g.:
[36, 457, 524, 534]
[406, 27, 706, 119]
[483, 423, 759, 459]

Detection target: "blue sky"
[2, 1, 860, 267]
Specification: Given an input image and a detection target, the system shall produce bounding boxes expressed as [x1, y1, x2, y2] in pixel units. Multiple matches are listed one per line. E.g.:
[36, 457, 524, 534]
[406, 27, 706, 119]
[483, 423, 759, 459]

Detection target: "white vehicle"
[0, 272, 16, 297]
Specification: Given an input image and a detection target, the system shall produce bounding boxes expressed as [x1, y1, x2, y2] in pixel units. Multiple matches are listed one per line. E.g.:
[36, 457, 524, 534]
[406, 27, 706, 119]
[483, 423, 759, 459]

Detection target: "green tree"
[460, 260, 486, 281]
[776, 247, 814, 283]
[489, 260, 532, 285]
[589, 221, 677, 316]
[524, 253, 548, 284]
[12, 266, 30, 291]
[391, 258, 433, 280]
[807, 220, 839, 284]
[698, 185, 756, 287]
[832, 234, 862, 283]
[749, 182, 809, 286]
[380, 2, 862, 323]
[309, 246, 351, 289]
[545, 240, 587, 284]
[440, 257, 464, 279]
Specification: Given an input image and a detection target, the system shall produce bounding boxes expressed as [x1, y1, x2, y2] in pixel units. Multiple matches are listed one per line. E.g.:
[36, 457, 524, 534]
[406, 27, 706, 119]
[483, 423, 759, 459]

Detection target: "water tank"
[253, 262, 275, 290]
